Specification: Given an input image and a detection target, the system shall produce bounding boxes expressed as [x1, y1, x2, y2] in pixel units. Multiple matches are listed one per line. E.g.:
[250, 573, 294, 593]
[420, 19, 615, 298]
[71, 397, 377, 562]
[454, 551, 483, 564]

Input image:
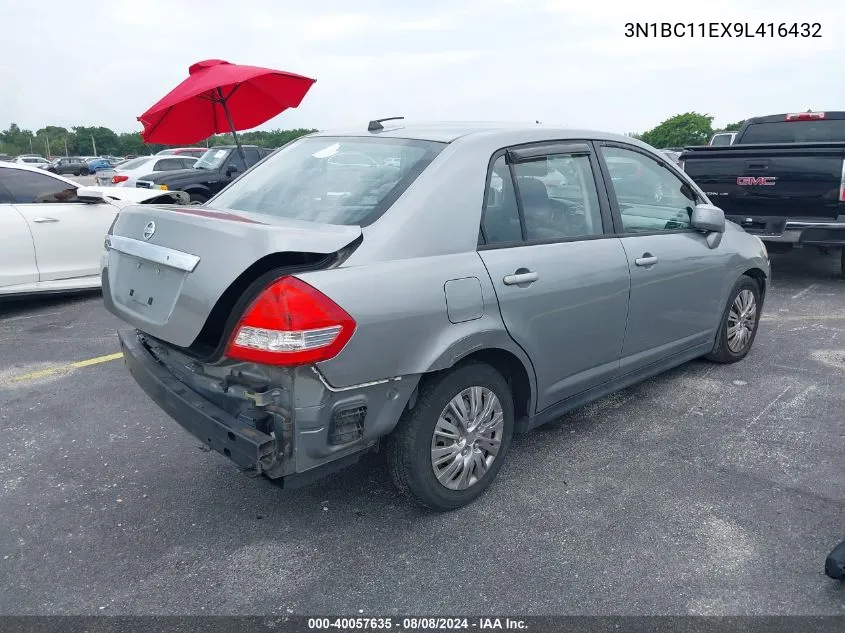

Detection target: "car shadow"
[0, 289, 102, 318]
[768, 247, 843, 282]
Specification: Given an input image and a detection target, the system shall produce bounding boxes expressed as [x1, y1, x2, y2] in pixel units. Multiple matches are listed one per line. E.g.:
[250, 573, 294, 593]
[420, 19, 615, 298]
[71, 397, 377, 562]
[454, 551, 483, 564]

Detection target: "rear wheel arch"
[408, 347, 534, 427]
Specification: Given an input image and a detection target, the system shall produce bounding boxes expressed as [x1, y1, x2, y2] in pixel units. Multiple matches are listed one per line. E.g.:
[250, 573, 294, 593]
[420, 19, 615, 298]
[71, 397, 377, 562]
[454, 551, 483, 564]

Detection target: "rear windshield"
[209, 136, 446, 226]
[710, 134, 734, 146]
[740, 119, 845, 143]
[118, 157, 150, 170]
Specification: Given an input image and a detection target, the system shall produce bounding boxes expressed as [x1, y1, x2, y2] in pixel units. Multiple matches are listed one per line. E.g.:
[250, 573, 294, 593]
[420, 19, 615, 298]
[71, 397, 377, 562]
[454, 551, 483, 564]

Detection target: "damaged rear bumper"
[118, 329, 276, 473]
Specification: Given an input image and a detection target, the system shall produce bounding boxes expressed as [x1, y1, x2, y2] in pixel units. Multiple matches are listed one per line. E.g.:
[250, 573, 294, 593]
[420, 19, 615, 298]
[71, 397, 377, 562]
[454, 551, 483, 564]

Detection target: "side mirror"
[75, 187, 107, 204]
[690, 203, 725, 248]
[225, 165, 240, 177]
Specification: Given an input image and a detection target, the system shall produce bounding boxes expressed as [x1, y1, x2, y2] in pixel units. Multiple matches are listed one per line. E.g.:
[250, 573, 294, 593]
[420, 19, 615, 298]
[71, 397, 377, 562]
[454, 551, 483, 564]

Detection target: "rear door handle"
[634, 253, 658, 267]
[32, 217, 59, 223]
[503, 270, 539, 285]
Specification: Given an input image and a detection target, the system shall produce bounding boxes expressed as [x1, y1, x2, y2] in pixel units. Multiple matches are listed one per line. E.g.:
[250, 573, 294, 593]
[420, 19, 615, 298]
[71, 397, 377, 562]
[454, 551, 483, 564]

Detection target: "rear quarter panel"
[297, 252, 537, 401]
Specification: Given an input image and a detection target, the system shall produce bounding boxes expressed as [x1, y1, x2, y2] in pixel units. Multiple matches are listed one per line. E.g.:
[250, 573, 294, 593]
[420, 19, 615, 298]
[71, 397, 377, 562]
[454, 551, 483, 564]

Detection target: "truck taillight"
[785, 112, 826, 121]
[111, 175, 128, 184]
[224, 276, 356, 366]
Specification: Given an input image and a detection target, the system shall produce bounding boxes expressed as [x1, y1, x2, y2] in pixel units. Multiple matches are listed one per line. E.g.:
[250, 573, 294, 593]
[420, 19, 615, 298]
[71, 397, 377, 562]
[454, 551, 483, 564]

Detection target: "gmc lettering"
[737, 176, 776, 186]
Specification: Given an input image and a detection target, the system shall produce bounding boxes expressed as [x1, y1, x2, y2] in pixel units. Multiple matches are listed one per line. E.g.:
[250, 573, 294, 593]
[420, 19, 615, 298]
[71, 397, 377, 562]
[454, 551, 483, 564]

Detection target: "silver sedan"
[101, 122, 770, 511]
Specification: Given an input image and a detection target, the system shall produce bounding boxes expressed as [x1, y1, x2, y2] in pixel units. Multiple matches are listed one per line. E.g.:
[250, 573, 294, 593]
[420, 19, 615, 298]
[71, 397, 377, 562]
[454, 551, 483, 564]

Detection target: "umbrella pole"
[217, 89, 247, 166]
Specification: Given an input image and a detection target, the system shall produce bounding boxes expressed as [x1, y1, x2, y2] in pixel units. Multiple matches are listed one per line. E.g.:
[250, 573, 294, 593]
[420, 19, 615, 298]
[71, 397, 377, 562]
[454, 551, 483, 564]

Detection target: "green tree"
[639, 112, 714, 148]
[0, 123, 318, 158]
[715, 120, 745, 132]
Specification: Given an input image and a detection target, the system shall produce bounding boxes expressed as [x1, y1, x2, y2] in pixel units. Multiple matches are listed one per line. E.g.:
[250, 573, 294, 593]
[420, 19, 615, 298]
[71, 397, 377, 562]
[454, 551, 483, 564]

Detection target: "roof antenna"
[368, 116, 405, 132]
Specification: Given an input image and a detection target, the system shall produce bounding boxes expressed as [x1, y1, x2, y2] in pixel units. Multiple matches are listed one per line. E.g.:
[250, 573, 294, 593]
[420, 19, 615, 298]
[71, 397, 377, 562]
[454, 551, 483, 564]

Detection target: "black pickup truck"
[136, 144, 274, 204]
[680, 111, 845, 277]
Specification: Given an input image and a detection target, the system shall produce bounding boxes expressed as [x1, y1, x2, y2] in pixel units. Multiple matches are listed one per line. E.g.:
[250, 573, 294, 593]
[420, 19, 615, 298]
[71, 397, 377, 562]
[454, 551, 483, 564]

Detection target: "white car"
[15, 156, 51, 169]
[94, 155, 198, 187]
[0, 162, 188, 297]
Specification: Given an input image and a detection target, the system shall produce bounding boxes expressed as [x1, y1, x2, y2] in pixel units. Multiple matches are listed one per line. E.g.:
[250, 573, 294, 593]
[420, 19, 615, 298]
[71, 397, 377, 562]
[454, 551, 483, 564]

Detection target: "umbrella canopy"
[137, 59, 316, 158]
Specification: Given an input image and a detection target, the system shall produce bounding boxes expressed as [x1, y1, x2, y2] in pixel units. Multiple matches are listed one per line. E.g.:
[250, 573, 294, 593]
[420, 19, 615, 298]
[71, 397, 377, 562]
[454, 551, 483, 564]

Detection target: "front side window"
[599, 145, 699, 233]
[210, 136, 445, 226]
[0, 168, 78, 204]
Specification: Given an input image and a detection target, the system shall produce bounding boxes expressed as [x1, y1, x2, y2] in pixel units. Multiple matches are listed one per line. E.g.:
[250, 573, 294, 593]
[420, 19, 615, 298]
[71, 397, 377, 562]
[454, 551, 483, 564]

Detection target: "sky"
[1, 0, 842, 136]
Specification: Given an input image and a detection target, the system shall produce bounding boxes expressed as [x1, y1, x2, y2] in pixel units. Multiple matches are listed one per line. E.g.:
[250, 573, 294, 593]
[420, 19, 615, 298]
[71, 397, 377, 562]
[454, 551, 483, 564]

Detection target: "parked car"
[47, 156, 88, 176]
[84, 157, 113, 175]
[0, 162, 188, 297]
[709, 132, 737, 146]
[101, 122, 770, 511]
[681, 111, 845, 277]
[15, 156, 51, 169]
[156, 147, 207, 158]
[135, 144, 273, 203]
[94, 155, 199, 187]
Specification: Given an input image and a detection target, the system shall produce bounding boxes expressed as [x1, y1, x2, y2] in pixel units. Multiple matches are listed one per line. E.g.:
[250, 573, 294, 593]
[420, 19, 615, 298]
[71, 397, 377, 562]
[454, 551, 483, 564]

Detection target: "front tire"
[80, 168, 89, 176]
[706, 275, 762, 364]
[386, 361, 514, 511]
[188, 192, 208, 205]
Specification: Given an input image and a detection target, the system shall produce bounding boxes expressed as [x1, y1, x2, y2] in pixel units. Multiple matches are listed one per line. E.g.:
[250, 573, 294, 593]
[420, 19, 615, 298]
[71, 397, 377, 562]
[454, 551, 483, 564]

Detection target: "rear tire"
[840, 247, 845, 280]
[80, 168, 89, 176]
[386, 361, 514, 511]
[705, 275, 761, 364]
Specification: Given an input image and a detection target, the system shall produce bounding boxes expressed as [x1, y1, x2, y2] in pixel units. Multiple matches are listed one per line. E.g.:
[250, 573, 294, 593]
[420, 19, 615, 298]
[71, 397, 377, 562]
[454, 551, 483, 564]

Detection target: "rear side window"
[481, 147, 605, 246]
[482, 156, 523, 245]
[119, 157, 150, 170]
[740, 119, 845, 143]
[0, 168, 78, 203]
[154, 158, 183, 171]
[210, 136, 446, 226]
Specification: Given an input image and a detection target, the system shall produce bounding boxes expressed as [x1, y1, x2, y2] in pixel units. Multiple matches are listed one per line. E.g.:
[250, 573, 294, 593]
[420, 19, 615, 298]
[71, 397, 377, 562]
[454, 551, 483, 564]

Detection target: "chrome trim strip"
[105, 235, 200, 272]
[784, 221, 845, 230]
[310, 366, 401, 393]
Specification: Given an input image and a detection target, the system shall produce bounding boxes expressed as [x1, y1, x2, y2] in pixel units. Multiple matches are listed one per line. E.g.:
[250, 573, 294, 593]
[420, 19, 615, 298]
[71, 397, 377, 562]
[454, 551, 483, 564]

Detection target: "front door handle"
[503, 269, 539, 285]
[32, 217, 59, 223]
[634, 253, 658, 267]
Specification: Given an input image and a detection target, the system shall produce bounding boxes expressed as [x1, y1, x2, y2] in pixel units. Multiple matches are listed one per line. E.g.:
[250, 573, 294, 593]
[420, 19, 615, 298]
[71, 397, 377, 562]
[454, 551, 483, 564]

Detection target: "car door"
[477, 143, 631, 413]
[0, 175, 38, 289]
[596, 143, 730, 374]
[0, 167, 117, 282]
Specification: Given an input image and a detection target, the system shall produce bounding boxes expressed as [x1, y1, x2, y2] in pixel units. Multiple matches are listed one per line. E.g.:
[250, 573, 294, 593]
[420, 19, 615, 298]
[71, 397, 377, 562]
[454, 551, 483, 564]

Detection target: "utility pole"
[64, 138, 69, 156]
[45, 135, 51, 158]
[91, 135, 97, 156]
[29, 137, 33, 153]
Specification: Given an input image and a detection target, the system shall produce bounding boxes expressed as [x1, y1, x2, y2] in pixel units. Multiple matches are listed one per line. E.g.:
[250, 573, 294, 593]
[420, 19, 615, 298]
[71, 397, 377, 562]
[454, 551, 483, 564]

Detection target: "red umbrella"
[138, 59, 315, 163]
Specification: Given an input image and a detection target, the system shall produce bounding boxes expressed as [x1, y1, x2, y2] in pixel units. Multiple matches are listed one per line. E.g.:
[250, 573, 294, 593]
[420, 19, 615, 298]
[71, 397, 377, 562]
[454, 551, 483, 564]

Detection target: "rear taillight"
[785, 112, 826, 121]
[111, 175, 128, 184]
[224, 277, 356, 366]
[839, 160, 845, 203]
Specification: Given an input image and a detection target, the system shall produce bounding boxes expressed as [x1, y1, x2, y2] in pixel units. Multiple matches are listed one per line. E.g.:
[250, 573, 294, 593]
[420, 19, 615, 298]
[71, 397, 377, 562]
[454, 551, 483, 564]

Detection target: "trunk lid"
[103, 204, 361, 348]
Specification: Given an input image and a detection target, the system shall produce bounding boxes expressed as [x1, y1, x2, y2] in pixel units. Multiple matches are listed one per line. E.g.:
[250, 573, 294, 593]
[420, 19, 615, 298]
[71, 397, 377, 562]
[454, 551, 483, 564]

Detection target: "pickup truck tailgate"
[682, 144, 845, 225]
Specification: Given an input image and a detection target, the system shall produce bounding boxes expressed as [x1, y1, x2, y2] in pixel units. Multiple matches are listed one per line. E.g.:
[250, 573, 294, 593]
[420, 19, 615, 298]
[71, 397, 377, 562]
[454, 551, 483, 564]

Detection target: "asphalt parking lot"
[1, 249, 844, 616]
